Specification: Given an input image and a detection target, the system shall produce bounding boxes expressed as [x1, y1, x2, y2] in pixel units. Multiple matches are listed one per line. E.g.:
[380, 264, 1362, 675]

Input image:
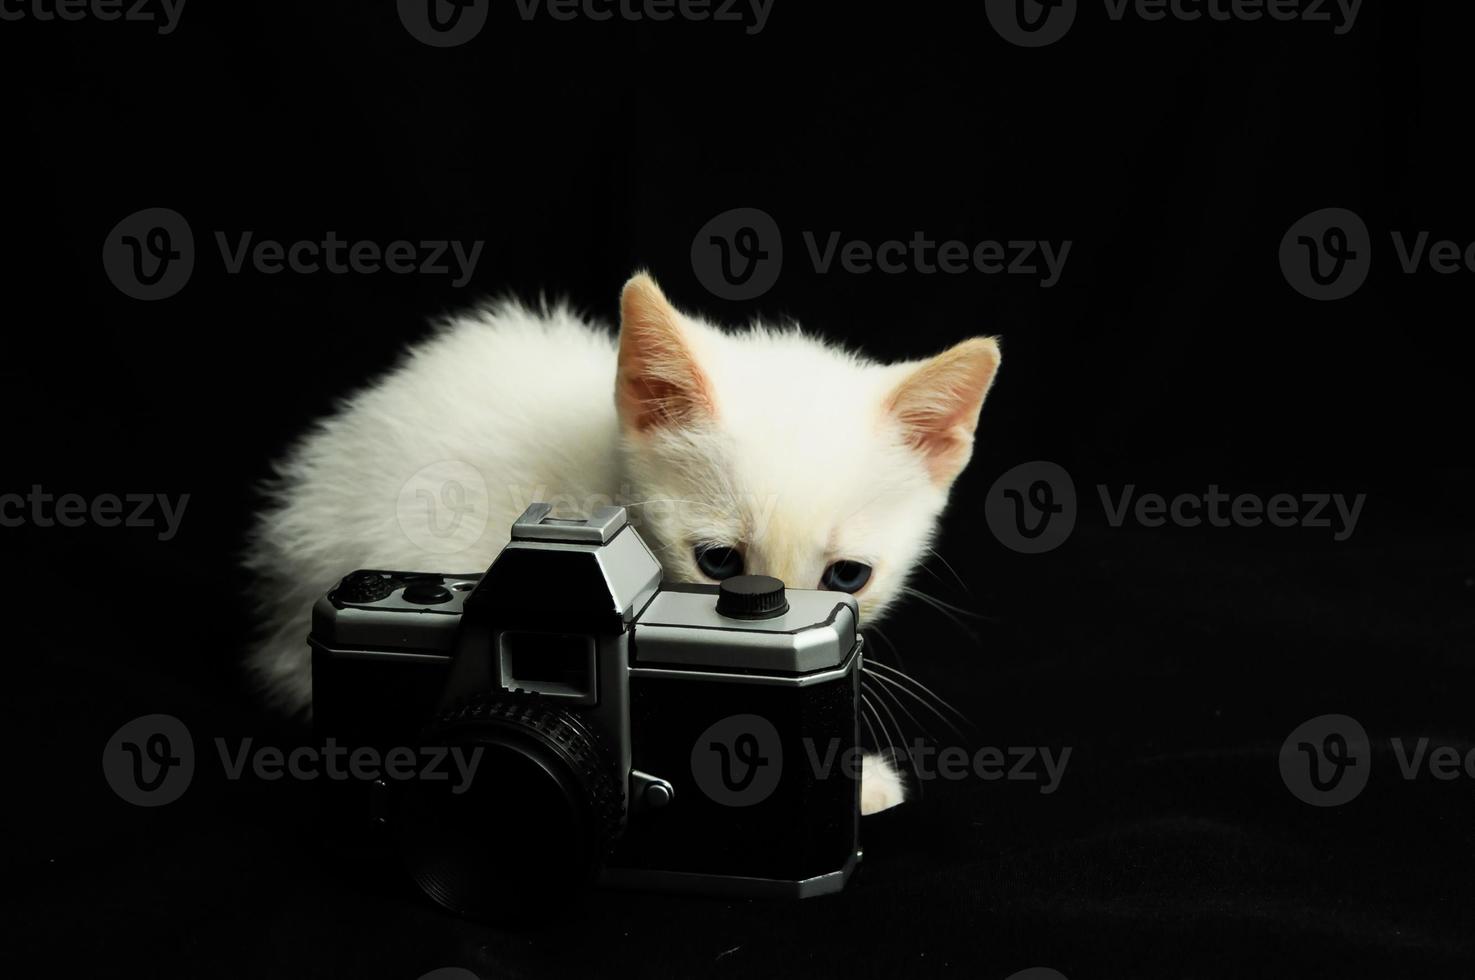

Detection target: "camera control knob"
[403, 583, 453, 604]
[337, 571, 392, 604]
[716, 575, 790, 620]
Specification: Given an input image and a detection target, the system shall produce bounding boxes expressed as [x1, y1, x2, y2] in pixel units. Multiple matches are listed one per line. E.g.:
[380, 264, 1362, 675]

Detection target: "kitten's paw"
[861, 751, 906, 815]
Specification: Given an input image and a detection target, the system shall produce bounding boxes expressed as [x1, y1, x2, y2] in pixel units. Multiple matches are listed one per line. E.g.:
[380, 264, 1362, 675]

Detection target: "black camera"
[310, 503, 862, 915]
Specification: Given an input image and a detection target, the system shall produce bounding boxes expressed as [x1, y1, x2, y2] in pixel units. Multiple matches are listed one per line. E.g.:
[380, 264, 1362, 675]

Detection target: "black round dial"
[716, 574, 789, 619]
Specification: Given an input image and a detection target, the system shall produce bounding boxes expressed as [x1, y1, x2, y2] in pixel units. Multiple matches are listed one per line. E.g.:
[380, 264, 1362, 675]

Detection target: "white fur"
[245, 278, 998, 816]
[862, 754, 906, 815]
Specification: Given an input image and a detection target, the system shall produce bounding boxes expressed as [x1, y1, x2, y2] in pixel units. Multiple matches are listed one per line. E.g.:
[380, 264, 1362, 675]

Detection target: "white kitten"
[245, 273, 1000, 815]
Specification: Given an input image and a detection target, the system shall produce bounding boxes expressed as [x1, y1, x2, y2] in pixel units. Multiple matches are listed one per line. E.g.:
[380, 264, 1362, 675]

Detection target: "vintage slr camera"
[311, 503, 862, 916]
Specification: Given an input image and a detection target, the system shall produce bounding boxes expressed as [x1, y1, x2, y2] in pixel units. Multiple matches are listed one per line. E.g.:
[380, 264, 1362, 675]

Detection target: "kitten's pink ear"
[885, 337, 1001, 485]
[617, 273, 715, 433]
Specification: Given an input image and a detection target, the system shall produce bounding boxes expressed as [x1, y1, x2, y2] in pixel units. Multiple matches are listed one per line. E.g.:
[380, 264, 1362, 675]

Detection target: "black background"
[4, 1, 1474, 977]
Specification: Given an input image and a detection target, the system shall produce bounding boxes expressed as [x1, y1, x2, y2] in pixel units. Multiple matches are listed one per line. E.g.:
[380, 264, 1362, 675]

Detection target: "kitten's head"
[614, 273, 1000, 623]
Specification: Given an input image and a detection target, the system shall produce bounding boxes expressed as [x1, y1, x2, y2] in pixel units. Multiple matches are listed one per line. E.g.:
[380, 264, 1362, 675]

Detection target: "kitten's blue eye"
[821, 561, 872, 594]
[694, 545, 744, 580]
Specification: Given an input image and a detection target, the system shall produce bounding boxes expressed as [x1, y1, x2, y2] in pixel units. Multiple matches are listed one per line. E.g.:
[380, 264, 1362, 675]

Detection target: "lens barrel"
[397, 695, 621, 918]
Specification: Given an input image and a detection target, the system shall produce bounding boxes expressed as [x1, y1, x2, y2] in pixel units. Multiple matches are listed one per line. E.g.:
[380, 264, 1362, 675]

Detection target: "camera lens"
[397, 695, 620, 918]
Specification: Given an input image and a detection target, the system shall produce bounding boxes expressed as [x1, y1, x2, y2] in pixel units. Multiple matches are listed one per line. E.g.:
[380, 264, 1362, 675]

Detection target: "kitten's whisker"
[913, 561, 957, 592]
[864, 681, 923, 798]
[860, 692, 899, 775]
[899, 586, 982, 642]
[864, 669, 971, 746]
[859, 697, 882, 755]
[925, 546, 972, 595]
[861, 670, 973, 746]
[865, 669, 937, 745]
[862, 623, 906, 671]
[863, 690, 898, 764]
[865, 659, 976, 729]
[900, 586, 986, 622]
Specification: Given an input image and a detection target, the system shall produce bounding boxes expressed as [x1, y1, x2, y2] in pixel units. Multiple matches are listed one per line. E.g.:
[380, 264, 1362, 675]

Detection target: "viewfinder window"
[497, 632, 598, 704]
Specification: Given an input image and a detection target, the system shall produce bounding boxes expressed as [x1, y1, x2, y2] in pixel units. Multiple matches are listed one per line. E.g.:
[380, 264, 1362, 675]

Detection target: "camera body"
[311, 503, 861, 914]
